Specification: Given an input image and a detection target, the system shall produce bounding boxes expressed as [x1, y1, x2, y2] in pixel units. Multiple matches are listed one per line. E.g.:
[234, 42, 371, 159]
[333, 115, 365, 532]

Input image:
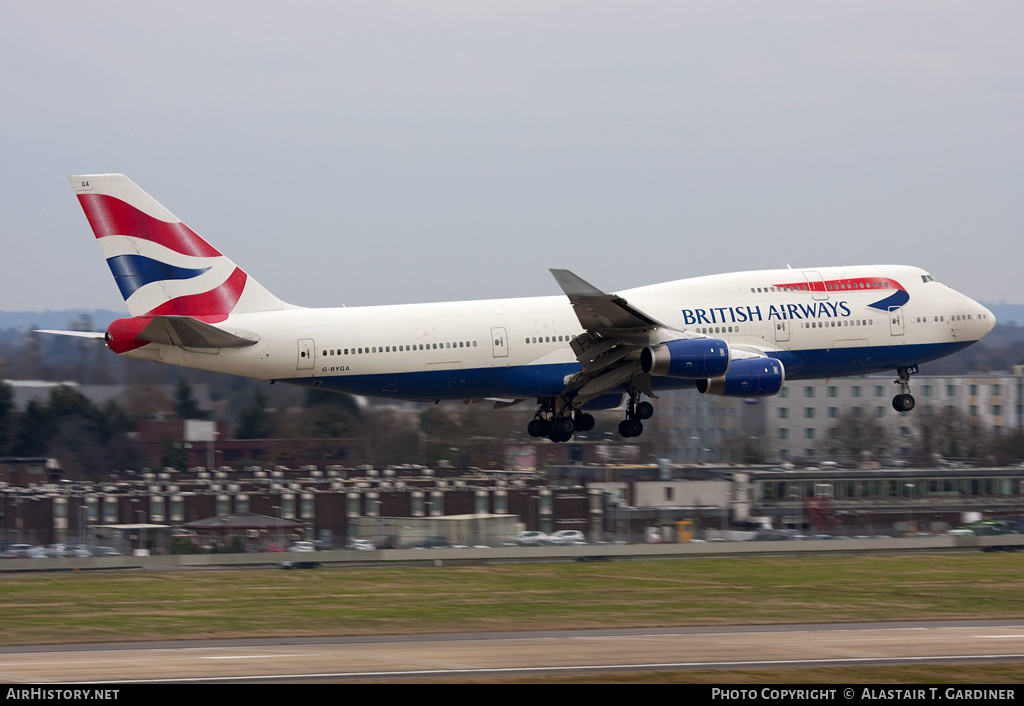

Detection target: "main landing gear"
[892, 367, 916, 413]
[527, 399, 596, 443]
[527, 388, 657, 442]
[616, 385, 654, 438]
[618, 399, 653, 438]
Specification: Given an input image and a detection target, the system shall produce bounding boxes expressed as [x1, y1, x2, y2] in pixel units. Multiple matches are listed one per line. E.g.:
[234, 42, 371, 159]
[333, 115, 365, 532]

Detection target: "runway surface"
[2, 620, 1023, 683]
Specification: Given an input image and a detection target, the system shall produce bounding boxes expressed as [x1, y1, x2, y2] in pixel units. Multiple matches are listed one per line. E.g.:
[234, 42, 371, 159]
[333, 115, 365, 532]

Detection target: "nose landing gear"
[892, 367, 916, 413]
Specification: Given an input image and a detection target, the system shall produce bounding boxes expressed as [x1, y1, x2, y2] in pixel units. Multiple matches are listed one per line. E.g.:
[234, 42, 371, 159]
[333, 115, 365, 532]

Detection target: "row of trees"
[0, 383, 139, 477]
[819, 407, 1024, 465]
[0, 377, 537, 476]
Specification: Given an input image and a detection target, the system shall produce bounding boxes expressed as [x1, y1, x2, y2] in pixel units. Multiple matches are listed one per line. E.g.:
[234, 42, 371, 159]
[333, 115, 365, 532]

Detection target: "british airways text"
[682, 301, 853, 325]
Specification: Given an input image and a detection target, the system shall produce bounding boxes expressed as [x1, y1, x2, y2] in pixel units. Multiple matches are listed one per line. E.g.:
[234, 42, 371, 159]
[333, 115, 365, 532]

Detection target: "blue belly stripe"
[282, 340, 978, 400]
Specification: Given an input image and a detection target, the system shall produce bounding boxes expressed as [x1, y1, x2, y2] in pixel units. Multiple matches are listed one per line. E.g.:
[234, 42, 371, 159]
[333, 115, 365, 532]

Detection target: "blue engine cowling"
[696, 357, 786, 397]
[641, 338, 730, 379]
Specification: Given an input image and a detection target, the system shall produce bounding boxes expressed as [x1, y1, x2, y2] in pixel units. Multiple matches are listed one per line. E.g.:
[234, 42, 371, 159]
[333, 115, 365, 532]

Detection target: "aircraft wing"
[550, 269, 779, 402]
[549, 269, 669, 331]
[551, 269, 677, 401]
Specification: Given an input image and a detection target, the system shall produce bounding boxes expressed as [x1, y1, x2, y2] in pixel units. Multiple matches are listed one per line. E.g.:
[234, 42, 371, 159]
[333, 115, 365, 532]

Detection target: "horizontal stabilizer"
[35, 329, 107, 340]
[137, 316, 257, 349]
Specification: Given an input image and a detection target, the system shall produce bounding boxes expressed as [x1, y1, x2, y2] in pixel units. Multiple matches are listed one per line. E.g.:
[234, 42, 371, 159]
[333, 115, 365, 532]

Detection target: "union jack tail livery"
[70, 174, 293, 320]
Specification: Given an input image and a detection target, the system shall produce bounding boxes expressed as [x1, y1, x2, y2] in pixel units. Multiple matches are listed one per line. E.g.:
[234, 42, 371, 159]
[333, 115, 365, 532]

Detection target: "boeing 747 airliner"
[48, 174, 996, 442]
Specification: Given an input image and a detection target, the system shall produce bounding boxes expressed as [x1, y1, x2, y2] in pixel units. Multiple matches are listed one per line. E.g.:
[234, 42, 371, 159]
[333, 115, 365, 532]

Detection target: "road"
[1, 620, 1023, 683]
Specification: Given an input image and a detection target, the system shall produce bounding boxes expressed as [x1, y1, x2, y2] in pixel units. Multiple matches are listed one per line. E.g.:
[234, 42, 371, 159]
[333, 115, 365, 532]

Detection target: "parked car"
[414, 536, 451, 549]
[347, 539, 376, 551]
[516, 531, 549, 546]
[1, 544, 34, 558]
[289, 541, 317, 553]
[548, 530, 586, 545]
[89, 546, 122, 557]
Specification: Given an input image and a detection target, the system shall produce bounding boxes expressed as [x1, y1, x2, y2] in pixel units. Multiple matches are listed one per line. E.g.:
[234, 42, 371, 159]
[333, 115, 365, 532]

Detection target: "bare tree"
[821, 410, 889, 460]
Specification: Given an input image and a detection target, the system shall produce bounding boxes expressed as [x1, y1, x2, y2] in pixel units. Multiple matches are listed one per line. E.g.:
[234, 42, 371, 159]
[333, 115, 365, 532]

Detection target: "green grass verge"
[1, 553, 1023, 646]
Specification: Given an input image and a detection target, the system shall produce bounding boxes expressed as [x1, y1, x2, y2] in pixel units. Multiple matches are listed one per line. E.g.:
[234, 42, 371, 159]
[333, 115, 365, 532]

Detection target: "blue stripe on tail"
[106, 254, 211, 301]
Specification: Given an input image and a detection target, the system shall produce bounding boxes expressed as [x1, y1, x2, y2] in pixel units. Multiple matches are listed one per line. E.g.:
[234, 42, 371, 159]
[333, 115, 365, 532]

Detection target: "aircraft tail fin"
[70, 174, 295, 320]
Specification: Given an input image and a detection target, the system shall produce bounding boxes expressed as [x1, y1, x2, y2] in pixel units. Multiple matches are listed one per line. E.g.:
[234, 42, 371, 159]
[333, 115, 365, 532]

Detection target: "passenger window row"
[913, 314, 984, 323]
[825, 281, 890, 291]
[324, 341, 478, 356]
[802, 319, 872, 328]
[751, 280, 893, 294]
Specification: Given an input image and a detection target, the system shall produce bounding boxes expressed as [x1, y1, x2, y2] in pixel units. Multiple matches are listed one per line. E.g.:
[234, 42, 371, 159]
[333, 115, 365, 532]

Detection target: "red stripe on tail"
[145, 267, 248, 320]
[78, 193, 221, 258]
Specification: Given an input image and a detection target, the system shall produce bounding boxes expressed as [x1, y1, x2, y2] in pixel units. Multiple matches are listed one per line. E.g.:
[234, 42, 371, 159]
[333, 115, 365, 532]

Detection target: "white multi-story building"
[648, 389, 766, 464]
[647, 367, 1023, 464]
[764, 370, 1023, 462]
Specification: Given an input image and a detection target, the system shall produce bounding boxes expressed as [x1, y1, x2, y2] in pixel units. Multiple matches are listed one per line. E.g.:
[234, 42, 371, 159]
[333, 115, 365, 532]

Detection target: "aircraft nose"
[980, 303, 996, 334]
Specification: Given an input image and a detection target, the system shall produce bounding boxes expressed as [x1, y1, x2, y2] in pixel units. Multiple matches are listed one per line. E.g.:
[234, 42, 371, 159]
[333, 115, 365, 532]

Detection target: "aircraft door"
[774, 320, 791, 343]
[490, 327, 508, 358]
[802, 271, 829, 301]
[297, 338, 316, 370]
[888, 307, 905, 337]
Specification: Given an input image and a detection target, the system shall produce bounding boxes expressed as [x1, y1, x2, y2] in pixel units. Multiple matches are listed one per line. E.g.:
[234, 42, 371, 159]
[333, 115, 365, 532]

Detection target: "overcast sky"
[2, 2, 1021, 314]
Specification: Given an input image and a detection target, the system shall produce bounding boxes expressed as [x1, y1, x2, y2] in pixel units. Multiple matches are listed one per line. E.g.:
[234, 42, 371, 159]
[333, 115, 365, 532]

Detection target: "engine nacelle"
[696, 357, 785, 397]
[641, 338, 730, 379]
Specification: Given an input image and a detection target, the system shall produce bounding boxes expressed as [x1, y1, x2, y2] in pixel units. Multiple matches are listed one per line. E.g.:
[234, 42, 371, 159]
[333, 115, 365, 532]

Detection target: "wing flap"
[577, 363, 638, 397]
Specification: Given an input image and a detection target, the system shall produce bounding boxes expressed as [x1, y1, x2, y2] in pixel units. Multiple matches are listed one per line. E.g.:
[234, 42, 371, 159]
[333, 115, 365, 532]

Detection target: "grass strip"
[0, 553, 1022, 645]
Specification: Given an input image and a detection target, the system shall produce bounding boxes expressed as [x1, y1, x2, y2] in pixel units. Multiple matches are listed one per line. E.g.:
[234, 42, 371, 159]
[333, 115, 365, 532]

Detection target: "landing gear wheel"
[618, 418, 643, 438]
[553, 416, 575, 436]
[892, 393, 916, 412]
[635, 401, 654, 420]
[528, 418, 551, 438]
[574, 412, 595, 432]
[548, 416, 575, 443]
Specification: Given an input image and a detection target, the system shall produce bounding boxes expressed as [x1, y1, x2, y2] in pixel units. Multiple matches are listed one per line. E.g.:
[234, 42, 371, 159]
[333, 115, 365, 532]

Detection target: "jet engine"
[696, 357, 786, 397]
[640, 338, 730, 379]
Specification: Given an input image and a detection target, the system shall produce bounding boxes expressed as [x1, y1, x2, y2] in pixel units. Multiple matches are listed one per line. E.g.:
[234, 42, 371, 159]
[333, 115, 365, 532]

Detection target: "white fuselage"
[118, 264, 994, 402]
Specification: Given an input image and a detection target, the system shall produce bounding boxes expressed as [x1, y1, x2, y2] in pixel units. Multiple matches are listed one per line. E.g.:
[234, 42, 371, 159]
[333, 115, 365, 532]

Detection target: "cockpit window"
[921, 274, 939, 283]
